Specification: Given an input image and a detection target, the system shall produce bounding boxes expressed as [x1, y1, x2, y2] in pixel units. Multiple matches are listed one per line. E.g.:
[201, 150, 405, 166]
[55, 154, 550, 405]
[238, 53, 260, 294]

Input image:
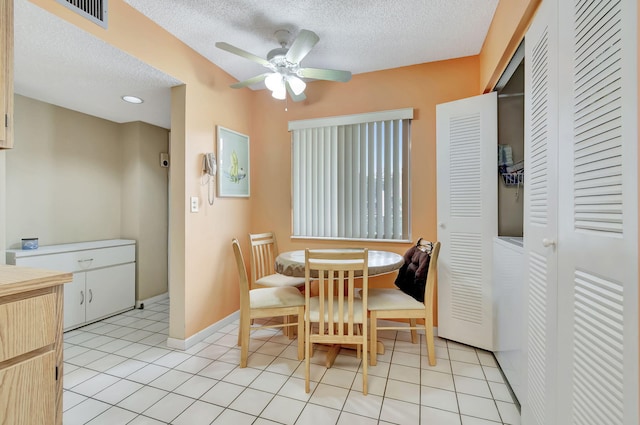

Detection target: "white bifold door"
[436, 92, 497, 351]
[523, 0, 639, 424]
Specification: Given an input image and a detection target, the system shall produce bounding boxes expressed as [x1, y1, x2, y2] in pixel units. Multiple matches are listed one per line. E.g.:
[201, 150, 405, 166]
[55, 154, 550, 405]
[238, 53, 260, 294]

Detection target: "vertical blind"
[289, 109, 412, 240]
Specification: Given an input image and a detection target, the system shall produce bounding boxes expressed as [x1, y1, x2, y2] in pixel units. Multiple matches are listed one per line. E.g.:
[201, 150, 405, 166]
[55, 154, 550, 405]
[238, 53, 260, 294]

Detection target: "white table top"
[275, 249, 404, 278]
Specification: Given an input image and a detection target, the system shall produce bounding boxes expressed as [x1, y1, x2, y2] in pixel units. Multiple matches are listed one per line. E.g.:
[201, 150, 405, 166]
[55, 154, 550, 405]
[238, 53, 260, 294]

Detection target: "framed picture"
[217, 126, 250, 197]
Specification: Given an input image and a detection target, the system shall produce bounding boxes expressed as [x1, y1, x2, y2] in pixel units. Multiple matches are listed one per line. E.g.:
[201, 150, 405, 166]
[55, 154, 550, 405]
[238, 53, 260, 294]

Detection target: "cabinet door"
[0, 0, 13, 148]
[63, 272, 86, 331]
[85, 263, 135, 323]
[0, 351, 55, 425]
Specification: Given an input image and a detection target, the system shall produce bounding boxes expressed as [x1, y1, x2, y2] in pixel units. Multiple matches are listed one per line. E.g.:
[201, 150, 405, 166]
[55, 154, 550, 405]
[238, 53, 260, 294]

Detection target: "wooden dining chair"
[304, 248, 369, 395]
[368, 241, 441, 366]
[232, 238, 305, 368]
[249, 232, 306, 289]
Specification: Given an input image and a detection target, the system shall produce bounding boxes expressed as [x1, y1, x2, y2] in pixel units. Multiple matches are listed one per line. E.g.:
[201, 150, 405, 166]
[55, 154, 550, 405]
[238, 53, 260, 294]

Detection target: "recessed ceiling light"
[122, 95, 144, 104]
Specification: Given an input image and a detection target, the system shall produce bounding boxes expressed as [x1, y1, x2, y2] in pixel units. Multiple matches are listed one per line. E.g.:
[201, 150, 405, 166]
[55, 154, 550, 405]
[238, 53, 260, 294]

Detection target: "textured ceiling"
[14, 0, 499, 129]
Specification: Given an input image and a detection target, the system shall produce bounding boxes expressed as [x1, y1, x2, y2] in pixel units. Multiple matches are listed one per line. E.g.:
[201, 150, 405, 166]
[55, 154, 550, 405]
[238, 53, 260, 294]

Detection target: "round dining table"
[275, 249, 404, 278]
[275, 248, 405, 367]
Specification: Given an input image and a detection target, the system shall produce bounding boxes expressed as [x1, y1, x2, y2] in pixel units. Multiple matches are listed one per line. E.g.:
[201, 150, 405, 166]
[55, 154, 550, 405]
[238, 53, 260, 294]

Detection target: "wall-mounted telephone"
[204, 153, 217, 176]
[203, 153, 217, 205]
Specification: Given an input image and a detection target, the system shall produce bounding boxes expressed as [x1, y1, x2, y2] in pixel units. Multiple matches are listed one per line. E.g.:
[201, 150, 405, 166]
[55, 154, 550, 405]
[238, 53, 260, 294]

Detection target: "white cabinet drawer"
[11, 245, 135, 272]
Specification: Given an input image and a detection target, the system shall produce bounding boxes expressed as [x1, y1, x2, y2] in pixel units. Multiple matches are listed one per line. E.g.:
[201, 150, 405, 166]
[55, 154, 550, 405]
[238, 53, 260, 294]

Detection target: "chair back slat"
[249, 232, 279, 287]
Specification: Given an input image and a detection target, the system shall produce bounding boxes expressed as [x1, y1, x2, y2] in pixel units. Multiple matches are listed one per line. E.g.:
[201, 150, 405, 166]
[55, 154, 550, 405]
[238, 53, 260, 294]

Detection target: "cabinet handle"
[89, 289, 93, 303]
[542, 238, 556, 248]
[80, 290, 84, 305]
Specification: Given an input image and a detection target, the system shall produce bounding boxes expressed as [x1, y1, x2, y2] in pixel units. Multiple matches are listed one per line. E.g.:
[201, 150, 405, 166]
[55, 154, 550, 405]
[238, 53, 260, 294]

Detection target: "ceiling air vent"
[55, 0, 108, 29]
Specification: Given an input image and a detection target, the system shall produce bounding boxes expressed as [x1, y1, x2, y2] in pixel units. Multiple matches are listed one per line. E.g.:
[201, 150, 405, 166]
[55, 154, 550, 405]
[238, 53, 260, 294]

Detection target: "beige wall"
[120, 121, 169, 301]
[7, 95, 169, 301]
[7, 95, 123, 247]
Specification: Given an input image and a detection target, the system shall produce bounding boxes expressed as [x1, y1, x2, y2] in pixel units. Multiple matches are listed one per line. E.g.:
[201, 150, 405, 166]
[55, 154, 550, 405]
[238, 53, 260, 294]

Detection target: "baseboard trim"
[135, 292, 169, 309]
[167, 310, 240, 350]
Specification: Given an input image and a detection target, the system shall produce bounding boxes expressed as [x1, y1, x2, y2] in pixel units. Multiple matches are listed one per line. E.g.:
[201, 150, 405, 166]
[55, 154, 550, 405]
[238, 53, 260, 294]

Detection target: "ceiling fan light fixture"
[265, 73, 283, 92]
[287, 75, 306, 95]
[271, 85, 286, 100]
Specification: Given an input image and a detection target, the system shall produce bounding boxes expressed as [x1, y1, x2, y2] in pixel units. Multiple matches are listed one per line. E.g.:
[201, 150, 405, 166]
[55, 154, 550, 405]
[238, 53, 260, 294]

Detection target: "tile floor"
[63, 299, 521, 424]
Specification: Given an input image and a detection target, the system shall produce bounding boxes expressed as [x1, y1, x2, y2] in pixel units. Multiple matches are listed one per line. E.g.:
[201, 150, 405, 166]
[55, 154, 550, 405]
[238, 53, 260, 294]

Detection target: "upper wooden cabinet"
[0, 0, 13, 149]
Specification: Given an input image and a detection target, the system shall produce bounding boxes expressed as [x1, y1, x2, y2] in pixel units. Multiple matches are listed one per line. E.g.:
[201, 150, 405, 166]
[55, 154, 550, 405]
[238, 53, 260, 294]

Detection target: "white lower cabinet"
[7, 239, 136, 331]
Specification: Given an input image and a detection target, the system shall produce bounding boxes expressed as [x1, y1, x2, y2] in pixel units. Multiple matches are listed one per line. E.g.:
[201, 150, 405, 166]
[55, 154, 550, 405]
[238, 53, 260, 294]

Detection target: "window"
[289, 109, 412, 241]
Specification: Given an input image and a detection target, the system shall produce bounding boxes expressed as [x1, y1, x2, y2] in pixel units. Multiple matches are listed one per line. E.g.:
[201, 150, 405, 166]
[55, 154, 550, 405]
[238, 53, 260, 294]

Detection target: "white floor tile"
[63, 398, 111, 425]
[116, 386, 168, 414]
[201, 380, 245, 407]
[148, 368, 192, 391]
[342, 390, 383, 419]
[70, 373, 120, 397]
[172, 400, 224, 425]
[174, 355, 213, 374]
[421, 406, 463, 425]
[85, 406, 137, 425]
[143, 392, 194, 423]
[351, 372, 387, 397]
[105, 358, 147, 378]
[488, 380, 514, 403]
[126, 363, 170, 385]
[261, 394, 306, 425]
[422, 369, 455, 391]
[457, 393, 502, 422]
[63, 391, 87, 412]
[229, 387, 274, 416]
[199, 360, 236, 380]
[336, 411, 378, 425]
[296, 402, 341, 425]
[451, 360, 485, 379]
[93, 379, 143, 404]
[278, 376, 315, 402]
[64, 368, 99, 389]
[420, 386, 459, 413]
[210, 408, 256, 425]
[454, 375, 492, 398]
[127, 415, 166, 424]
[482, 365, 505, 383]
[85, 353, 128, 372]
[174, 374, 218, 399]
[386, 378, 421, 404]
[388, 362, 421, 384]
[449, 348, 480, 364]
[309, 383, 350, 410]
[222, 365, 262, 386]
[461, 415, 502, 424]
[250, 370, 289, 393]
[379, 397, 420, 424]
[320, 367, 356, 389]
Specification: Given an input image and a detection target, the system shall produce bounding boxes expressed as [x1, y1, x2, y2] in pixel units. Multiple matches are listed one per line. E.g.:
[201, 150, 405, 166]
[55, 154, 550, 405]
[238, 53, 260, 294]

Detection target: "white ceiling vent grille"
[56, 0, 107, 28]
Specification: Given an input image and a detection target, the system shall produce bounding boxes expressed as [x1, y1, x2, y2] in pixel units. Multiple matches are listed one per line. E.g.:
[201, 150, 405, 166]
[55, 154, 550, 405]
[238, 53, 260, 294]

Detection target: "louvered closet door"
[556, 0, 638, 423]
[436, 92, 497, 350]
[522, 0, 559, 423]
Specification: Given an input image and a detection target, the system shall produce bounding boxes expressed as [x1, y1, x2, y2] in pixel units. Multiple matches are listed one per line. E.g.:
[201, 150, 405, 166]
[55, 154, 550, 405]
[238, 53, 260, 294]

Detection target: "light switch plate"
[190, 196, 199, 213]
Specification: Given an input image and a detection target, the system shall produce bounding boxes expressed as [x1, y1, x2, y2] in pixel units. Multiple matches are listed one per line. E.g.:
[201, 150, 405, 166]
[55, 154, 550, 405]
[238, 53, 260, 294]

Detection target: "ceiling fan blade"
[298, 67, 352, 82]
[215, 42, 269, 66]
[286, 81, 307, 102]
[285, 30, 319, 64]
[230, 73, 271, 89]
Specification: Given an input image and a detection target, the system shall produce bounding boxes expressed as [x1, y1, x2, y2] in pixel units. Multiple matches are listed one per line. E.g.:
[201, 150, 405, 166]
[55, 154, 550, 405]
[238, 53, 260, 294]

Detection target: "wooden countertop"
[0, 265, 72, 297]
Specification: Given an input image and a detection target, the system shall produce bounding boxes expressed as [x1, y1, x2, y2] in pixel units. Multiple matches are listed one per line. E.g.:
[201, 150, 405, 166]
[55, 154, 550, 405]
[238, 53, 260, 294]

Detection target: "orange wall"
[250, 57, 480, 286]
[479, 0, 541, 92]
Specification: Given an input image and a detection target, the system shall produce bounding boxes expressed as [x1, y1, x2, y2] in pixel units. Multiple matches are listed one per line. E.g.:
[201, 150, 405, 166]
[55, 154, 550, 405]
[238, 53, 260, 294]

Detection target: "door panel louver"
[573, 0, 622, 234]
[450, 233, 482, 324]
[528, 28, 549, 227]
[449, 114, 481, 218]
[56, 0, 107, 28]
[573, 269, 624, 424]
[527, 251, 548, 425]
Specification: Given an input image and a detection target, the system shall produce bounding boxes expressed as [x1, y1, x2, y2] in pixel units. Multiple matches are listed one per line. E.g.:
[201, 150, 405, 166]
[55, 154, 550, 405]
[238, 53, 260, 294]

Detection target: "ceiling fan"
[215, 29, 352, 102]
